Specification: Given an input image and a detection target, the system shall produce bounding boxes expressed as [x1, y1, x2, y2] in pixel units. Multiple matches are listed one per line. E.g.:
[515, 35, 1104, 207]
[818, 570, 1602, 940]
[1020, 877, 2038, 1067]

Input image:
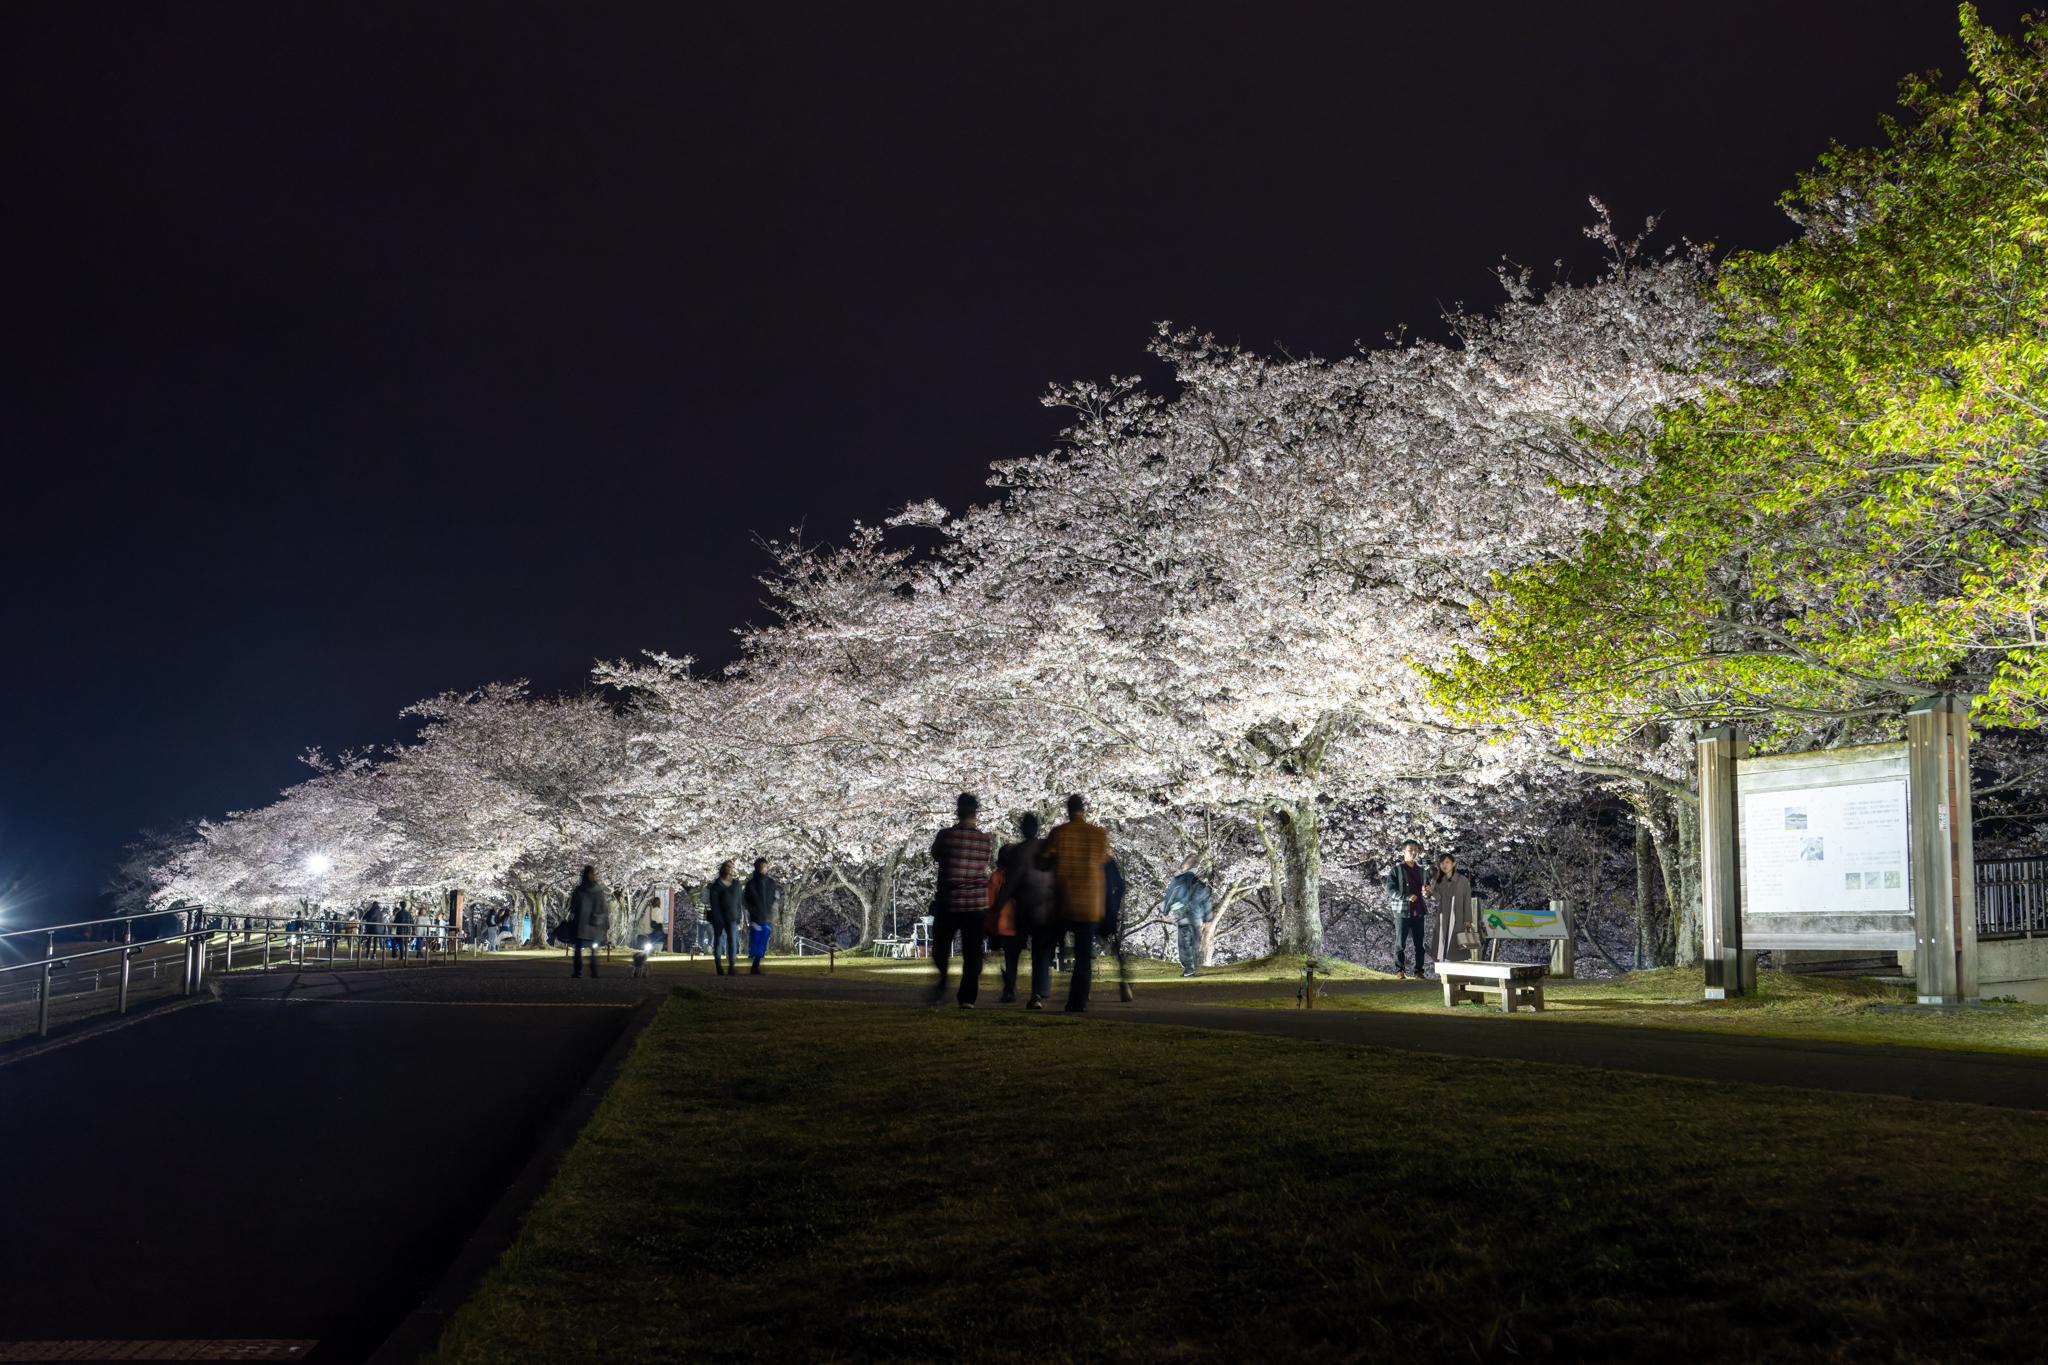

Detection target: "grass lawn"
[727, 947, 1388, 979]
[1228, 965, 2048, 1057]
[433, 992, 2048, 1364]
[431, 947, 2048, 1055]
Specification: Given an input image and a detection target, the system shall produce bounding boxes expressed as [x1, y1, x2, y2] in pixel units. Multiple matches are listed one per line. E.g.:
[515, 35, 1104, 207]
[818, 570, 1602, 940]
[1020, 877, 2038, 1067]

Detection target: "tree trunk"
[771, 875, 797, 954]
[844, 847, 903, 951]
[1263, 799, 1323, 956]
[1671, 798, 1702, 966]
[1201, 884, 1253, 966]
[673, 883, 701, 952]
[1633, 817, 1654, 971]
[522, 886, 549, 948]
[1644, 788, 1702, 967]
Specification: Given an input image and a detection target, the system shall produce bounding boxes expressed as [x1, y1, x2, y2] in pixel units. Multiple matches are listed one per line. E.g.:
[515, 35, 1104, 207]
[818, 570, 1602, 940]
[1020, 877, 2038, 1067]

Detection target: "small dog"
[632, 922, 665, 979]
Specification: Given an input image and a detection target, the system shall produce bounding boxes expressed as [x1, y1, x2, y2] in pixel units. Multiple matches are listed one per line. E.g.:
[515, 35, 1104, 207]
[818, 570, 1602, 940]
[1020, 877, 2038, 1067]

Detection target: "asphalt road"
[0, 980, 632, 1363]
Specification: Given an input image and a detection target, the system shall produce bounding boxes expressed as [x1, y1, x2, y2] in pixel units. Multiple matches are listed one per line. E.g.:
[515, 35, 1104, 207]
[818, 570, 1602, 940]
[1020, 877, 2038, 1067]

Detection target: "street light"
[305, 852, 333, 877]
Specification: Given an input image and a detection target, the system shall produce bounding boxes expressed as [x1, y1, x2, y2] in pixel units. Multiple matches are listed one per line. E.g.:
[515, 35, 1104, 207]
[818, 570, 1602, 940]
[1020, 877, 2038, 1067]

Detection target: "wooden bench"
[1439, 961, 1548, 1012]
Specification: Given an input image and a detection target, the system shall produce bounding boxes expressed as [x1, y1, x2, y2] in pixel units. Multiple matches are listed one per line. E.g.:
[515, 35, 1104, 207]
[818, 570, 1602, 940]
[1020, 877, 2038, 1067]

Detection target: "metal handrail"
[1, 906, 467, 1040]
[0, 910, 203, 944]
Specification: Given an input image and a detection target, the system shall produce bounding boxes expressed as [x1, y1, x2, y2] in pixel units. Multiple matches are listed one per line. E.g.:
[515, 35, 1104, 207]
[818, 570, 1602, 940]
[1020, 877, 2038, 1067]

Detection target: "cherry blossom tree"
[152, 217, 1727, 967]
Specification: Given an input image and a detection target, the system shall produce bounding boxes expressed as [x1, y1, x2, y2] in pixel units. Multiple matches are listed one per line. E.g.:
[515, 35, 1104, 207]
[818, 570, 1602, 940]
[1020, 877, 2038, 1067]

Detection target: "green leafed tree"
[1431, 5, 2048, 750]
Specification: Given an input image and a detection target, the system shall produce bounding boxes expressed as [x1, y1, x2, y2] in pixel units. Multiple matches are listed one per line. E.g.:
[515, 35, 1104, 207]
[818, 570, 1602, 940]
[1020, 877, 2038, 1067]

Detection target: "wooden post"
[1907, 695, 1978, 1004]
[1547, 899, 1575, 979]
[1698, 725, 1753, 998]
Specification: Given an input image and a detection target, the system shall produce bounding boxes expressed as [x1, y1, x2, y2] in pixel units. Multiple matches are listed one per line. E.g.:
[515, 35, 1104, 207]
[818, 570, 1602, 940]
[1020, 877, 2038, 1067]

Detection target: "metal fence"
[0, 906, 466, 1041]
[1977, 856, 2048, 938]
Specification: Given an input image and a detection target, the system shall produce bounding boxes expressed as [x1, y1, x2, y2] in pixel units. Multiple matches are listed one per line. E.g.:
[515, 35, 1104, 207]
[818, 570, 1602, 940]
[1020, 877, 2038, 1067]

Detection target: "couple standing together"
[701, 858, 781, 976]
[930, 791, 1113, 1013]
[1384, 840, 1475, 981]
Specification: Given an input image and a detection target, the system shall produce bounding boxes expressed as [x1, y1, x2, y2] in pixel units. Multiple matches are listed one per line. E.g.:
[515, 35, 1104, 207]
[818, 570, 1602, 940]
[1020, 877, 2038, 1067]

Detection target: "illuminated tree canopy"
[1430, 5, 2048, 748]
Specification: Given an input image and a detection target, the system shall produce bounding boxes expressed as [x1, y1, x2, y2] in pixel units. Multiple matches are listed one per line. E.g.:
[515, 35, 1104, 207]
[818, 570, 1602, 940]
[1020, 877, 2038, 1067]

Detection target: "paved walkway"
[0, 970, 635, 1363]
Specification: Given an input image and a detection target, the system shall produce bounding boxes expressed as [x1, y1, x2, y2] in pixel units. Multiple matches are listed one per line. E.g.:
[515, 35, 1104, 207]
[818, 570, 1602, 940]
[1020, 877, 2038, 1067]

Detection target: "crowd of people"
[928, 791, 1126, 1012]
[555, 856, 782, 980]
[547, 798, 1484, 992]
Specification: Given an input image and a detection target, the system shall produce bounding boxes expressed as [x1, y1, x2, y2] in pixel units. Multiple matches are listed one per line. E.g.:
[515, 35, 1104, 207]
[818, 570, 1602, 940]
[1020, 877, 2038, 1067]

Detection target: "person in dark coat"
[1382, 841, 1429, 980]
[742, 858, 780, 975]
[992, 813, 1057, 1007]
[703, 862, 742, 975]
[392, 902, 415, 961]
[1431, 854, 1477, 964]
[361, 901, 385, 960]
[567, 864, 610, 979]
[929, 793, 995, 1008]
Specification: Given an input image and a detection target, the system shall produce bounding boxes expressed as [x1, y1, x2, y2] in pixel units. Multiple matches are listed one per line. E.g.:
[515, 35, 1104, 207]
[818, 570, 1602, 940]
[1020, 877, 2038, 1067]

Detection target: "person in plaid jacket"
[929, 792, 995, 1008]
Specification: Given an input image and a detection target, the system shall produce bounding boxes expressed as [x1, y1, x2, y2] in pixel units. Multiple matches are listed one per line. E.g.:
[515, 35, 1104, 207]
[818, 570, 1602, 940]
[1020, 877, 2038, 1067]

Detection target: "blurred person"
[362, 901, 386, 960]
[567, 865, 610, 979]
[992, 813, 1054, 1005]
[1036, 794, 1110, 1013]
[392, 901, 415, 961]
[929, 792, 994, 1008]
[1165, 858, 1214, 977]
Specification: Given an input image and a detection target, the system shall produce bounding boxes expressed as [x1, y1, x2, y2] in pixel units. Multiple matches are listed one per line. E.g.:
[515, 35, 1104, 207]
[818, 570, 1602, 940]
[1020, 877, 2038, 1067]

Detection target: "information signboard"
[1736, 743, 1915, 950]
[1480, 905, 1568, 940]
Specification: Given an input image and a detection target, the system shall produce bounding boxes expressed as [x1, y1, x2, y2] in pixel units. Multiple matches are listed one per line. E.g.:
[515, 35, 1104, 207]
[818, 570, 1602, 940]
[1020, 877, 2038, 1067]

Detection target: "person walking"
[991, 813, 1055, 1005]
[1383, 840, 1430, 980]
[1431, 853, 1477, 964]
[392, 901, 415, 962]
[1036, 794, 1110, 1013]
[361, 901, 386, 960]
[742, 858, 780, 975]
[703, 862, 742, 975]
[1165, 858, 1214, 977]
[567, 865, 610, 979]
[928, 793, 995, 1008]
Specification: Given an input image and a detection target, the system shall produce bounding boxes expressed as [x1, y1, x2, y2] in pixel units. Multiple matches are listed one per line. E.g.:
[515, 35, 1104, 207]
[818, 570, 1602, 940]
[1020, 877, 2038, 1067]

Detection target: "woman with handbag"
[990, 813, 1055, 1006]
[1431, 854, 1476, 965]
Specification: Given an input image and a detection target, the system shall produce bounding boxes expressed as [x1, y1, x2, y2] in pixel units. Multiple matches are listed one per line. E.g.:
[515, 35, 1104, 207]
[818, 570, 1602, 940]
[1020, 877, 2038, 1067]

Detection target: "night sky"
[0, 2, 2027, 919]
